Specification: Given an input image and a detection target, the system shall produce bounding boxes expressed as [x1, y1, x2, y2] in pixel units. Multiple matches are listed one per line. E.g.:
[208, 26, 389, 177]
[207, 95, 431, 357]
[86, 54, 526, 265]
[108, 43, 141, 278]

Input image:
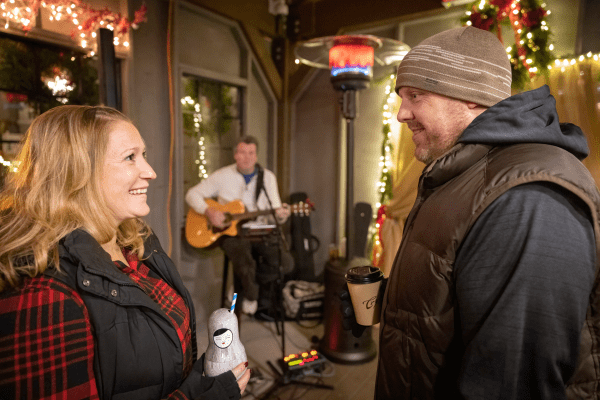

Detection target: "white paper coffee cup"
[345, 266, 384, 326]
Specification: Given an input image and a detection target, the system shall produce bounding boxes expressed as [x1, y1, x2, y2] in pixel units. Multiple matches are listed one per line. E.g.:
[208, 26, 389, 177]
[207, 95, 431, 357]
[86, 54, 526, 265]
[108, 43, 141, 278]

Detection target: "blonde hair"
[0, 105, 151, 292]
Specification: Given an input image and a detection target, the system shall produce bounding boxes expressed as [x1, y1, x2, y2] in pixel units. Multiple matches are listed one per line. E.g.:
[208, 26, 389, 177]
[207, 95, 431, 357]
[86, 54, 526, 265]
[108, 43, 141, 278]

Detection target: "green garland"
[459, 0, 555, 90]
[181, 78, 234, 140]
[367, 75, 396, 263]
[378, 121, 394, 205]
[370, 72, 396, 206]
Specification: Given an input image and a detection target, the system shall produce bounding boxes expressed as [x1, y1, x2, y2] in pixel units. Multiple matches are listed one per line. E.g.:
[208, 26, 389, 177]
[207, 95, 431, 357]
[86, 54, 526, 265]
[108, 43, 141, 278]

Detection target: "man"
[185, 135, 292, 315]
[376, 26, 600, 399]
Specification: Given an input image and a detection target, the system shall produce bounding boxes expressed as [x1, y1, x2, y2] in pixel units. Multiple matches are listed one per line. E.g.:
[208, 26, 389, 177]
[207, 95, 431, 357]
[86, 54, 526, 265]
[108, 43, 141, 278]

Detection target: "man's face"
[234, 142, 257, 174]
[397, 87, 473, 165]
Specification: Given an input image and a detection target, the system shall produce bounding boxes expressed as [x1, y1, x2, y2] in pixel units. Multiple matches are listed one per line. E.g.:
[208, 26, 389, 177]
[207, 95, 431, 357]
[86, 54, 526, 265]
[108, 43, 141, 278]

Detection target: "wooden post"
[97, 28, 120, 110]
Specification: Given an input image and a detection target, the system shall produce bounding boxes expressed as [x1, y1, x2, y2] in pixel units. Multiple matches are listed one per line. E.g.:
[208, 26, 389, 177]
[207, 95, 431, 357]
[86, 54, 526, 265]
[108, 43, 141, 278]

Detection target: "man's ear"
[466, 102, 488, 118]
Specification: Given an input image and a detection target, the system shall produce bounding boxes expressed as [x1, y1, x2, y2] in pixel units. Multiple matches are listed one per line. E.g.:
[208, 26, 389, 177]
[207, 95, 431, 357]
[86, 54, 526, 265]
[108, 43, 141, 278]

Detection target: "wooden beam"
[291, 0, 443, 40]
[240, 22, 283, 100]
[97, 28, 120, 110]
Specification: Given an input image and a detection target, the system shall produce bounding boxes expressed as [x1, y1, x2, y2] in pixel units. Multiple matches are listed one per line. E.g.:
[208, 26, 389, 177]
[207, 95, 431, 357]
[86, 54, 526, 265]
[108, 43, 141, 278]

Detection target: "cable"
[165, 0, 175, 256]
[294, 318, 322, 329]
[301, 361, 336, 378]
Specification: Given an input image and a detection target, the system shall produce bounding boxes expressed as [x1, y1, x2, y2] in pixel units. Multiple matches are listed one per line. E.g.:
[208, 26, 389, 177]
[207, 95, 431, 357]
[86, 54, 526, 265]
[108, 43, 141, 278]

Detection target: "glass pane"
[0, 36, 99, 114]
[177, 6, 245, 78]
[181, 75, 242, 198]
[0, 36, 100, 187]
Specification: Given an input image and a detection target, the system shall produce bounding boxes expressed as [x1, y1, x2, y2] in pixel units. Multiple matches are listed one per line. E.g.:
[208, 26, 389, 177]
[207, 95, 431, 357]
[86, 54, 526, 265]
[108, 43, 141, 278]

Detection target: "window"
[181, 75, 243, 195]
[0, 35, 100, 185]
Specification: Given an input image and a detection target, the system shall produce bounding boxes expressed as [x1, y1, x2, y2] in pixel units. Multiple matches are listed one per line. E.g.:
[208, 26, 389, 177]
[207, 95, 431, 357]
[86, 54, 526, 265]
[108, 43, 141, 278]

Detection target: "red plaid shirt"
[0, 254, 194, 400]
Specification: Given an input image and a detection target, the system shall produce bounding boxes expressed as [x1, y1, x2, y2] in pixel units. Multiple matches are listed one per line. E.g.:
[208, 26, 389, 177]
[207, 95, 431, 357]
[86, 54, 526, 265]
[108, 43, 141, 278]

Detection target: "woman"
[0, 105, 250, 399]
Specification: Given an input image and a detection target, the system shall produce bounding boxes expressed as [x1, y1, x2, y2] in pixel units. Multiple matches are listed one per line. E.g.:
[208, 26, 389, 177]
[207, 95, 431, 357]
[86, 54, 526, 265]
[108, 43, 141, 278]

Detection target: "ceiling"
[188, 0, 445, 40]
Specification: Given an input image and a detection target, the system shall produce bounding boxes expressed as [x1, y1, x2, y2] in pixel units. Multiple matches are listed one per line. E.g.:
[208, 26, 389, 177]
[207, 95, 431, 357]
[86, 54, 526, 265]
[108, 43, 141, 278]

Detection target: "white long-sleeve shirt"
[185, 163, 283, 227]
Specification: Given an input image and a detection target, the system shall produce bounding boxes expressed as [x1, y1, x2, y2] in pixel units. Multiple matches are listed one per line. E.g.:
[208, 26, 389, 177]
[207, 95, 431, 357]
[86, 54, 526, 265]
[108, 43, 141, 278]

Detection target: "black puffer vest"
[46, 229, 198, 400]
[376, 142, 600, 399]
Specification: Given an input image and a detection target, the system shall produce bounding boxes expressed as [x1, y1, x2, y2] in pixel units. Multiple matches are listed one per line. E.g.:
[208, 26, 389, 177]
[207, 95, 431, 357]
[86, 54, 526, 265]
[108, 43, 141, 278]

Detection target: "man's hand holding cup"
[340, 266, 387, 338]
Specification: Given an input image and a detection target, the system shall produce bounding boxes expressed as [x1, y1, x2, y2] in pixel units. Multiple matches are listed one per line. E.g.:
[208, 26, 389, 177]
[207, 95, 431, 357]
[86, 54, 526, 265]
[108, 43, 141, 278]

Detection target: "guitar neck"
[231, 209, 276, 221]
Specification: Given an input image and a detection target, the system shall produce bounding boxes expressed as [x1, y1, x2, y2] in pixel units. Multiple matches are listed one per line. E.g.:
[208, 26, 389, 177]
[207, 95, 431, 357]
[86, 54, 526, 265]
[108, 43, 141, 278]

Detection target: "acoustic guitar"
[185, 198, 314, 248]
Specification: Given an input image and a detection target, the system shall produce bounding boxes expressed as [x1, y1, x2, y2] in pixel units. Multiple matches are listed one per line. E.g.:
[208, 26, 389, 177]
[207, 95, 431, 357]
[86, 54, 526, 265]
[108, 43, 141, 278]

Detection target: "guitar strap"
[254, 166, 264, 204]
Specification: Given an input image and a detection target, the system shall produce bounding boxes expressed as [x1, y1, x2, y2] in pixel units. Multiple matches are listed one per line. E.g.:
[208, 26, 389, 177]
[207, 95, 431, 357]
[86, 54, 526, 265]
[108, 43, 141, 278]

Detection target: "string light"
[0, 0, 147, 55]
[370, 73, 397, 267]
[547, 51, 600, 70]
[0, 155, 19, 172]
[181, 96, 208, 180]
[44, 72, 74, 103]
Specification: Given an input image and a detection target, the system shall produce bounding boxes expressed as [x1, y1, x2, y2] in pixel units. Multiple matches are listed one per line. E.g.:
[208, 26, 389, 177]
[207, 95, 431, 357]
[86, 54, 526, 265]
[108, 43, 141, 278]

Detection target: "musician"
[185, 135, 293, 316]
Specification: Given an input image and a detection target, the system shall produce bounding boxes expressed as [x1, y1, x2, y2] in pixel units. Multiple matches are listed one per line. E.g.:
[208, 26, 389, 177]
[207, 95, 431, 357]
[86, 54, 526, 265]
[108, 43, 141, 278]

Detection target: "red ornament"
[133, 4, 148, 26]
[117, 18, 129, 35]
[469, 11, 495, 31]
[522, 7, 546, 28]
[6, 93, 28, 103]
[490, 0, 513, 15]
[372, 204, 388, 268]
[376, 205, 387, 248]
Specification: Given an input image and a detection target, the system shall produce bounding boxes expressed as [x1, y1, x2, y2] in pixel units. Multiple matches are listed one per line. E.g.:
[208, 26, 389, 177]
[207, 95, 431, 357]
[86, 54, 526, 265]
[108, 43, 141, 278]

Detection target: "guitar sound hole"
[212, 226, 228, 233]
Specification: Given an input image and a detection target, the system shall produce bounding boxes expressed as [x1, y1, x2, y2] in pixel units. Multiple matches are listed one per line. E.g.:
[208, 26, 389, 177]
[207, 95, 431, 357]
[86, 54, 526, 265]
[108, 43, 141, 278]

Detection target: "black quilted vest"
[376, 143, 600, 399]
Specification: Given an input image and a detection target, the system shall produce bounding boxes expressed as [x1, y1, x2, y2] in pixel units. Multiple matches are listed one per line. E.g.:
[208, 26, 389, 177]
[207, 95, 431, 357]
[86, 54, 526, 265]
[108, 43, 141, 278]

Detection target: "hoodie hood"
[458, 85, 589, 160]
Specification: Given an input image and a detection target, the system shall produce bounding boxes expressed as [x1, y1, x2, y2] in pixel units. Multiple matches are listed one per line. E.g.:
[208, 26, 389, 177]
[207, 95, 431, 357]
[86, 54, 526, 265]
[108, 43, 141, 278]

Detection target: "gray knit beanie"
[395, 26, 512, 107]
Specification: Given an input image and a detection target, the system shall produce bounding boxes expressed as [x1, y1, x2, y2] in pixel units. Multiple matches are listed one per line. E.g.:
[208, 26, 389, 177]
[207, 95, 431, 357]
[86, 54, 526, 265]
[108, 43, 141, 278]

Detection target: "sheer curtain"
[381, 60, 600, 275]
[380, 121, 424, 276]
[525, 60, 600, 188]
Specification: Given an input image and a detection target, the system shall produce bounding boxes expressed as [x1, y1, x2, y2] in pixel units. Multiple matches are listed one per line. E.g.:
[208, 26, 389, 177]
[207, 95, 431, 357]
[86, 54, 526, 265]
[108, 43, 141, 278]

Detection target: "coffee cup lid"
[345, 266, 383, 284]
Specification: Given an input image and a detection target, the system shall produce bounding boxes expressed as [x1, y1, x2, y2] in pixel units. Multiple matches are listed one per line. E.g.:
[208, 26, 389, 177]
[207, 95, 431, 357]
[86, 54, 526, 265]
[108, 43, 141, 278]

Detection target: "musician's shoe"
[242, 299, 258, 315]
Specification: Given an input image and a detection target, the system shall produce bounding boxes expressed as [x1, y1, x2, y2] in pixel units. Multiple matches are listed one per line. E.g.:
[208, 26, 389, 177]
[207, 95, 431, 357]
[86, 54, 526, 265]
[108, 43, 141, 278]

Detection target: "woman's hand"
[232, 361, 251, 395]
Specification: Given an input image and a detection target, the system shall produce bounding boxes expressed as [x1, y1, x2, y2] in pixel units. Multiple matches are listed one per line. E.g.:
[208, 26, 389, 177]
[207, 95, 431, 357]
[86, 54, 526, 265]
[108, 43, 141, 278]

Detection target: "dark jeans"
[221, 235, 293, 302]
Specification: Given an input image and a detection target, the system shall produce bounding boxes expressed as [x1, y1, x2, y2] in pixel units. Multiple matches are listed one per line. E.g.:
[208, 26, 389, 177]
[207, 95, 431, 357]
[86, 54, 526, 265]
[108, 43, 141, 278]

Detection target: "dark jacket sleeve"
[454, 182, 596, 400]
[163, 354, 240, 400]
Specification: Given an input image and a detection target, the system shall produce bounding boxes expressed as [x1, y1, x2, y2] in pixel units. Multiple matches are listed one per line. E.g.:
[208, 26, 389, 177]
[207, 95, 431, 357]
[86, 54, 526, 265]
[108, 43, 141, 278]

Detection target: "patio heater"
[295, 35, 409, 364]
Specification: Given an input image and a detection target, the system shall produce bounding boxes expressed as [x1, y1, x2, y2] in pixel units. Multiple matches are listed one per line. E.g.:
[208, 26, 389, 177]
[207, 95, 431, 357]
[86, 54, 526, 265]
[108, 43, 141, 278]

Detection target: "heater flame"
[329, 44, 374, 77]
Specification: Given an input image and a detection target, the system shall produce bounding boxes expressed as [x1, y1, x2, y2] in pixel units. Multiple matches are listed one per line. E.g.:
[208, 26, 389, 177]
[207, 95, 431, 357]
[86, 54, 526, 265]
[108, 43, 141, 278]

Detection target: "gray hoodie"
[452, 85, 595, 399]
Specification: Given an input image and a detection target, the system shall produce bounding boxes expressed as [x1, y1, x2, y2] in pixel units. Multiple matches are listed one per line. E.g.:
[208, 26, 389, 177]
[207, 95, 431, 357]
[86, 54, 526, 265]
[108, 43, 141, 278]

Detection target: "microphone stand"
[259, 176, 287, 346]
[257, 170, 333, 399]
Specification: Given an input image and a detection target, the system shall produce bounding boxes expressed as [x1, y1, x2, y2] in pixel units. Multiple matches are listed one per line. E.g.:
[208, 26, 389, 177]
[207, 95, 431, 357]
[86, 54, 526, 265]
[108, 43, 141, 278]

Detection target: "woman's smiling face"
[100, 121, 156, 227]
